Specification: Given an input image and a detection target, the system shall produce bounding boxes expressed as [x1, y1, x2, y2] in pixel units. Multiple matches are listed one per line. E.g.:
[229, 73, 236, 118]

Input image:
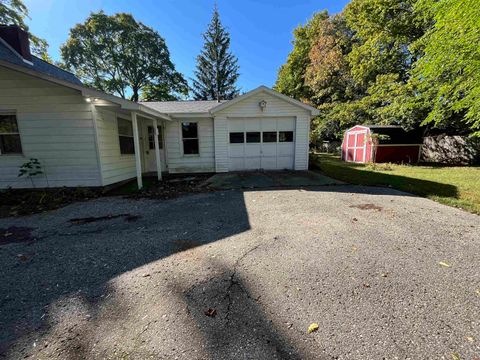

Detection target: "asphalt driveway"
[0, 185, 479, 359]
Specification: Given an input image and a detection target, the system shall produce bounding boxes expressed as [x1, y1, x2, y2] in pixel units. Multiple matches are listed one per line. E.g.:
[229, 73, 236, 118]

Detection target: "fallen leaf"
[204, 308, 217, 318]
[438, 261, 451, 267]
[466, 336, 474, 343]
[451, 353, 460, 360]
[307, 323, 319, 334]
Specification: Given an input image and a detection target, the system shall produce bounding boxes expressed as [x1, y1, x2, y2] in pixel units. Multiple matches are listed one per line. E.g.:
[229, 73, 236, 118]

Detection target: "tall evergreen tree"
[192, 5, 239, 100]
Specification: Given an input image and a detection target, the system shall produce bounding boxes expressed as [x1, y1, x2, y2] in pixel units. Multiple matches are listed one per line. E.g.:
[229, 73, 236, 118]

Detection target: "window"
[279, 131, 294, 142]
[182, 122, 199, 155]
[246, 132, 260, 143]
[148, 126, 163, 150]
[0, 113, 22, 154]
[118, 118, 134, 154]
[229, 132, 244, 143]
[262, 131, 277, 143]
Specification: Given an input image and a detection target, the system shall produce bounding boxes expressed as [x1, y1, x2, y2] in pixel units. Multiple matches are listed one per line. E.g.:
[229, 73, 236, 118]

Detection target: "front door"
[143, 122, 167, 173]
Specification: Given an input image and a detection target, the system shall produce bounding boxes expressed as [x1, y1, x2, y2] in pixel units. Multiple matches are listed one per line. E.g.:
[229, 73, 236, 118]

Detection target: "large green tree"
[0, 0, 49, 59]
[191, 6, 239, 100]
[61, 12, 187, 102]
[412, 0, 480, 136]
[274, 11, 329, 103]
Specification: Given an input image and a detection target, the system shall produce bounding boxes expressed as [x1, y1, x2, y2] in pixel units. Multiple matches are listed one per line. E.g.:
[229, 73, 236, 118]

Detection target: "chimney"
[0, 25, 32, 62]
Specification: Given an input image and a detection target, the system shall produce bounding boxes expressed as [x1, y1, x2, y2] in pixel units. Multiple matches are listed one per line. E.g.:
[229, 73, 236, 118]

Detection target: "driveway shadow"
[0, 191, 252, 357]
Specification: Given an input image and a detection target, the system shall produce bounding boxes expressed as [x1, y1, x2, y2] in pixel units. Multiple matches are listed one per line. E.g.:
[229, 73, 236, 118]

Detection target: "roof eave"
[0, 59, 171, 121]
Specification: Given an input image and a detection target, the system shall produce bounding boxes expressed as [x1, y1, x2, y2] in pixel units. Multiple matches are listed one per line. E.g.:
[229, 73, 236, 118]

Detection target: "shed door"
[345, 130, 367, 162]
[228, 118, 295, 171]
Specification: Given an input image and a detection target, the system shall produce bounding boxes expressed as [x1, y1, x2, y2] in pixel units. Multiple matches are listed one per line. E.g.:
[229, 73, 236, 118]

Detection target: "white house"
[0, 25, 319, 189]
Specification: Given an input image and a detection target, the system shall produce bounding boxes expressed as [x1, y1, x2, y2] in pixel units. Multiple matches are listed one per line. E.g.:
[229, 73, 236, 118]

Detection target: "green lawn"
[311, 153, 480, 214]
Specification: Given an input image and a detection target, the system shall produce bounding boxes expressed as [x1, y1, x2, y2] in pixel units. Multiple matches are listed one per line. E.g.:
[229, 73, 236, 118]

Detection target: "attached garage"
[210, 86, 319, 172]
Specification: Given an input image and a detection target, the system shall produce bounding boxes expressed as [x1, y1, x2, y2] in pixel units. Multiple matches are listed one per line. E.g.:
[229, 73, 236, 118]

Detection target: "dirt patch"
[0, 188, 101, 218]
[110, 175, 213, 200]
[350, 203, 384, 211]
[0, 226, 36, 246]
[69, 214, 140, 225]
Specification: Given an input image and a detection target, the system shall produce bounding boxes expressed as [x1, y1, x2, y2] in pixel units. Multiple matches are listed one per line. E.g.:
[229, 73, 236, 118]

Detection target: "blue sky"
[24, 0, 349, 93]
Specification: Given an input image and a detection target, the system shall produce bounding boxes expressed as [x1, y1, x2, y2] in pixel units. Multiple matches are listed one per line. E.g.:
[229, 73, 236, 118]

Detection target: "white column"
[131, 112, 143, 189]
[153, 118, 162, 180]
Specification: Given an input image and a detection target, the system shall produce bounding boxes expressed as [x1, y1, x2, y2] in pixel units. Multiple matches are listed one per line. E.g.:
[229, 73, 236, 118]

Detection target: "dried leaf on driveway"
[307, 323, 319, 334]
[451, 353, 460, 360]
[438, 261, 451, 267]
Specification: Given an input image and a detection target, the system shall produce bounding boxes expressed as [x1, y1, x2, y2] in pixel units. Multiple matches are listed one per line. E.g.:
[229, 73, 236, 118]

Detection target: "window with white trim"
[0, 113, 22, 155]
[181, 122, 199, 155]
[117, 118, 135, 155]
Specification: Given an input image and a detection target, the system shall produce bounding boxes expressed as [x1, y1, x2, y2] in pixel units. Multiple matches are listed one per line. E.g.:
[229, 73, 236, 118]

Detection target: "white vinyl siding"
[165, 118, 215, 173]
[0, 67, 101, 188]
[94, 108, 137, 186]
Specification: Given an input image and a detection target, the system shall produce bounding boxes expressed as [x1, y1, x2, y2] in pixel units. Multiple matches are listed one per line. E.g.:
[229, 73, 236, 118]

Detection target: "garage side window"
[182, 122, 199, 155]
[279, 131, 294, 142]
[118, 118, 135, 155]
[0, 113, 22, 155]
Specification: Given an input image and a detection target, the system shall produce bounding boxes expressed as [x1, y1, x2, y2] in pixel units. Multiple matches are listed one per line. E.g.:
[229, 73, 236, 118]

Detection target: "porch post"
[153, 118, 162, 180]
[131, 111, 143, 189]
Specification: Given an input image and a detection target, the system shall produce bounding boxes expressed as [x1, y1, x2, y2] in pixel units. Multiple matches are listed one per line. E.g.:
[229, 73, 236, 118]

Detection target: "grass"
[311, 153, 480, 214]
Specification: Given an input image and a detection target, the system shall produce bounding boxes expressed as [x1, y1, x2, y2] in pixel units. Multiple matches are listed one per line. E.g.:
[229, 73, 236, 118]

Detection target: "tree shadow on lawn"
[311, 155, 458, 200]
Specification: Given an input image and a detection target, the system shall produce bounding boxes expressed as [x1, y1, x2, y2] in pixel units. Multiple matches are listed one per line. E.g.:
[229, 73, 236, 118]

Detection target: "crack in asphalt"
[223, 241, 265, 324]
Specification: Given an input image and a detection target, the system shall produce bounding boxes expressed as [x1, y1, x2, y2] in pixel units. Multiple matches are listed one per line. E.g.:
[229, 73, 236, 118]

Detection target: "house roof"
[141, 86, 320, 117]
[140, 100, 226, 114]
[0, 39, 82, 86]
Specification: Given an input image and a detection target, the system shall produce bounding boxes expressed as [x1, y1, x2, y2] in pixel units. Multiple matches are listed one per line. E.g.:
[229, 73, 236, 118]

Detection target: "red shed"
[341, 125, 423, 164]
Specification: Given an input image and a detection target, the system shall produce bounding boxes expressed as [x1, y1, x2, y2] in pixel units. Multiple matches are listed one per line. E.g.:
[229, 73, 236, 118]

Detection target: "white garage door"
[228, 117, 295, 171]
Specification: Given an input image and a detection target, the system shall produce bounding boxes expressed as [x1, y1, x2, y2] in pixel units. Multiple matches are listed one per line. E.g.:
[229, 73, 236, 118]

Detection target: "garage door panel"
[245, 120, 261, 131]
[244, 156, 261, 169]
[261, 118, 277, 131]
[277, 156, 294, 169]
[229, 144, 244, 158]
[277, 118, 295, 131]
[277, 143, 294, 156]
[230, 157, 245, 171]
[229, 119, 244, 132]
[262, 143, 277, 156]
[261, 157, 277, 170]
[245, 143, 261, 156]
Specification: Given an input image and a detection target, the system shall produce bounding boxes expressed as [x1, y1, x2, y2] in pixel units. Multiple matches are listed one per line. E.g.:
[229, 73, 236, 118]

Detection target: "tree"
[412, 0, 480, 136]
[0, 0, 49, 59]
[191, 5, 239, 100]
[61, 12, 187, 102]
[274, 11, 329, 103]
[344, 0, 426, 87]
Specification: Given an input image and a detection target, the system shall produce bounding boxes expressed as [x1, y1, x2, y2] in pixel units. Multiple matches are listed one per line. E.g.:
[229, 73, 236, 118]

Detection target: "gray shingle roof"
[141, 100, 227, 114]
[0, 41, 82, 86]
